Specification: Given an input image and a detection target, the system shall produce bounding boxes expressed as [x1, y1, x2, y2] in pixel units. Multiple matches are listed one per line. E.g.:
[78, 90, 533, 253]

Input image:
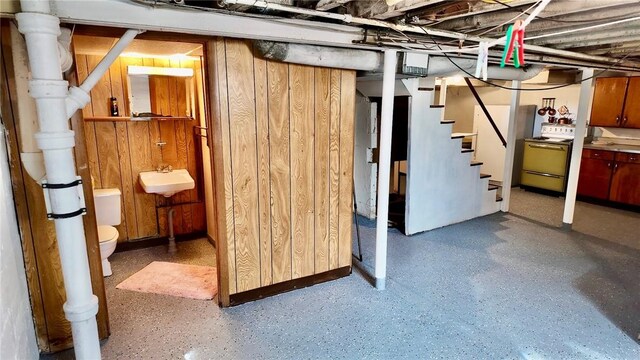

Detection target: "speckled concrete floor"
[43, 189, 639, 359]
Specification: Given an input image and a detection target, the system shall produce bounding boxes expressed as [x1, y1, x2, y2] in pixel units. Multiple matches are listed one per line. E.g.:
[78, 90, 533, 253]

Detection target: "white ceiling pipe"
[15, 0, 102, 358]
[66, 28, 141, 117]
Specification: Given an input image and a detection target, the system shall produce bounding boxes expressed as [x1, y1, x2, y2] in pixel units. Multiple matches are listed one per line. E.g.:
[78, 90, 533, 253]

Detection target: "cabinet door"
[590, 77, 628, 127]
[609, 162, 640, 205]
[622, 77, 640, 129]
[577, 157, 613, 200]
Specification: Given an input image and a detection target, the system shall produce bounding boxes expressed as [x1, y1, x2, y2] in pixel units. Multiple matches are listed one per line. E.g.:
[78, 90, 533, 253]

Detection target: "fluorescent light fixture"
[127, 65, 194, 77]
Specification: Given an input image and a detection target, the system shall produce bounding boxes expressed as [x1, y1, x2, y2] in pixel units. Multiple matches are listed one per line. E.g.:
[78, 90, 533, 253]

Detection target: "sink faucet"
[156, 164, 173, 173]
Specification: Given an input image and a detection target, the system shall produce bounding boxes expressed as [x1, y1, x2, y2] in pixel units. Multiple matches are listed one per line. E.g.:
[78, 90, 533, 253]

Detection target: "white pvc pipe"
[563, 68, 595, 227]
[15, 1, 101, 358]
[501, 80, 522, 212]
[79, 29, 140, 93]
[374, 49, 397, 290]
[66, 28, 140, 118]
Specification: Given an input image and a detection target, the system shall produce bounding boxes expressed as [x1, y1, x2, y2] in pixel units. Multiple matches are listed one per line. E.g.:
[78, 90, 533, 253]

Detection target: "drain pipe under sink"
[15, 0, 140, 358]
[167, 208, 177, 254]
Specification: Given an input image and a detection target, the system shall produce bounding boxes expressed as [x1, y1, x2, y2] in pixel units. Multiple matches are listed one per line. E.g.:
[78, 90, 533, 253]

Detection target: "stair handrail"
[463, 77, 507, 148]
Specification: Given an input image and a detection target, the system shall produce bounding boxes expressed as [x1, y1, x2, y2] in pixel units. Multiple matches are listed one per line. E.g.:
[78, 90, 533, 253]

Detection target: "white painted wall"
[0, 124, 39, 360]
[353, 92, 378, 219]
[445, 84, 582, 134]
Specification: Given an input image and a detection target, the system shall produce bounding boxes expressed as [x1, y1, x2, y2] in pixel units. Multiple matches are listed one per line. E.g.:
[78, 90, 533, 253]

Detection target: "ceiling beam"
[433, 0, 636, 32]
[315, 0, 353, 12]
[410, 0, 538, 25]
[366, 0, 449, 20]
[553, 35, 640, 50]
[530, 26, 640, 47]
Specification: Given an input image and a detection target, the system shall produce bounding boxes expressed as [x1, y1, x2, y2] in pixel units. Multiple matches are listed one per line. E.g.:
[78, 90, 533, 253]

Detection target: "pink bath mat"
[116, 261, 217, 300]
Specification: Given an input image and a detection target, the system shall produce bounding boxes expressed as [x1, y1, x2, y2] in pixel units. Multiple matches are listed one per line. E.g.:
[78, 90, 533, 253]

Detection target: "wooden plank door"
[590, 77, 628, 127]
[622, 77, 640, 129]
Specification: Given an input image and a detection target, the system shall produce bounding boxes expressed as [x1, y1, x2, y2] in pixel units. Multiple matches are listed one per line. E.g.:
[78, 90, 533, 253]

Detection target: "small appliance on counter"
[520, 123, 583, 194]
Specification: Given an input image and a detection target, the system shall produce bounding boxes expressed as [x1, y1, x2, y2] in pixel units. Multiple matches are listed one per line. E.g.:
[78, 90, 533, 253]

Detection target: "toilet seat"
[97, 225, 119, 243]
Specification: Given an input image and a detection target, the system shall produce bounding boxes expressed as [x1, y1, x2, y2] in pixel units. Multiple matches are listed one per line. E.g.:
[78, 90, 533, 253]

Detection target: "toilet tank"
[93, 188, 122, 226]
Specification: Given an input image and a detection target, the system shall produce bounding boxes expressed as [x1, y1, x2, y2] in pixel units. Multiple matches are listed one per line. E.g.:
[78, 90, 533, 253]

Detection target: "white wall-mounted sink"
[139, 169, 195, 197]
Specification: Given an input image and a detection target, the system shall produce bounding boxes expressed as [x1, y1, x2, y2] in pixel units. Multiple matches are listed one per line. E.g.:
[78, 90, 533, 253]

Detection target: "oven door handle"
[524, 170, 562, 179]
[528, 143, 566, 151]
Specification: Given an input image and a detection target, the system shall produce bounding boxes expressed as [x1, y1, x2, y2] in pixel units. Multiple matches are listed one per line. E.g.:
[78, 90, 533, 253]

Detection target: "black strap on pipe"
[463, 77, 507, 148]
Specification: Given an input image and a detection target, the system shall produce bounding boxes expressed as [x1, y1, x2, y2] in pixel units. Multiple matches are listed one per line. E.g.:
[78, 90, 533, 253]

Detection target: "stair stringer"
[403, 79, 500, 235]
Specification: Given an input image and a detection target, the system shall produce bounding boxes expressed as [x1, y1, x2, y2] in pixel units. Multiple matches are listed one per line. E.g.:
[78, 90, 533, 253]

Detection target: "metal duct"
[426, 57, 545, 81]
[254, 40, 383, 71]
[255, 41, 544, 81]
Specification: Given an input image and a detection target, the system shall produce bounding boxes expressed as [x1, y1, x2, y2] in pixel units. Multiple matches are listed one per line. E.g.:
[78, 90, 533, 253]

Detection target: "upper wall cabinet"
[590, 76, 640, 129]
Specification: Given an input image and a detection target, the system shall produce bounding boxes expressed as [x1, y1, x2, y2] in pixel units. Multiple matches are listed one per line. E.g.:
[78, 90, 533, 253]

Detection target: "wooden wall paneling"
[143, 58, 163, 175]
[267, 60, 292, 284]
[192, 202, 207, 232]
[253, 51, 273, 286]
[338, 70, 356, 267]
[328, 69, 342, 270]
[209, 38, 236, 300]
[25, 165, 70, 349]
[87, 55, 128, 241]
[109, 57, 138, 240]
[289, 64, 315, 279]
[121, 57, 158, 238]
[87, 55, 111, 116]
[314, 68, 331, 273]
[192, 58, 209, 234]
[225, 40, 261, 292]
[1, 30, 50, 349]
[75, 55, 101, 188]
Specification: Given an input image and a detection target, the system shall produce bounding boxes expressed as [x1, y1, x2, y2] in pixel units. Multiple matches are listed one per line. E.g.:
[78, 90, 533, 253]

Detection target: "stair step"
[440, 120, 455, 124]
[480, 173, 491, 179]
[451, 134, 465, 139]
[430, 105, 445, 108]
[488, 184, 499, 191]
[470, 161, 483, 166]
[418, 87, 434, 91]
[496, 196, 504, 202]
[461, 149, 474, 153]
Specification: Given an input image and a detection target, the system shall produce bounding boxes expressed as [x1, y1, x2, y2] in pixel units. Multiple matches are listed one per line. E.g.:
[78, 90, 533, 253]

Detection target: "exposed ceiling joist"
[435, 0, 635, 32]
[554, 35, 640, 50]
[410, 0, 538, 25]
[315, 0, 353, 12]
[530, 26, 640, 46]
[359, 0, 449, 20]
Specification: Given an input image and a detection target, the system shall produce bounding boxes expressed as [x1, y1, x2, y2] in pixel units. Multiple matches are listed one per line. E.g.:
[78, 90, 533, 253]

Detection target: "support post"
[563, 68, 595, 228]
[501, 80, 521, 212]
[374, 49, 397, 290]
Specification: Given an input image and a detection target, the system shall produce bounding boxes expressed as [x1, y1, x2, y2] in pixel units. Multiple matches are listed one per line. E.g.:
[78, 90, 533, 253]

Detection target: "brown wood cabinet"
[578, 149, 640, 206]
[577, 149, 614, 200]
[609, 152, 640, 205]
[590, 77, 640, 129]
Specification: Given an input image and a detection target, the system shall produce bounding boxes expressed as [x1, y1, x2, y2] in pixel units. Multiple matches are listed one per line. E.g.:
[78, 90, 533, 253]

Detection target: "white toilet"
[93, 188, 122, 277]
